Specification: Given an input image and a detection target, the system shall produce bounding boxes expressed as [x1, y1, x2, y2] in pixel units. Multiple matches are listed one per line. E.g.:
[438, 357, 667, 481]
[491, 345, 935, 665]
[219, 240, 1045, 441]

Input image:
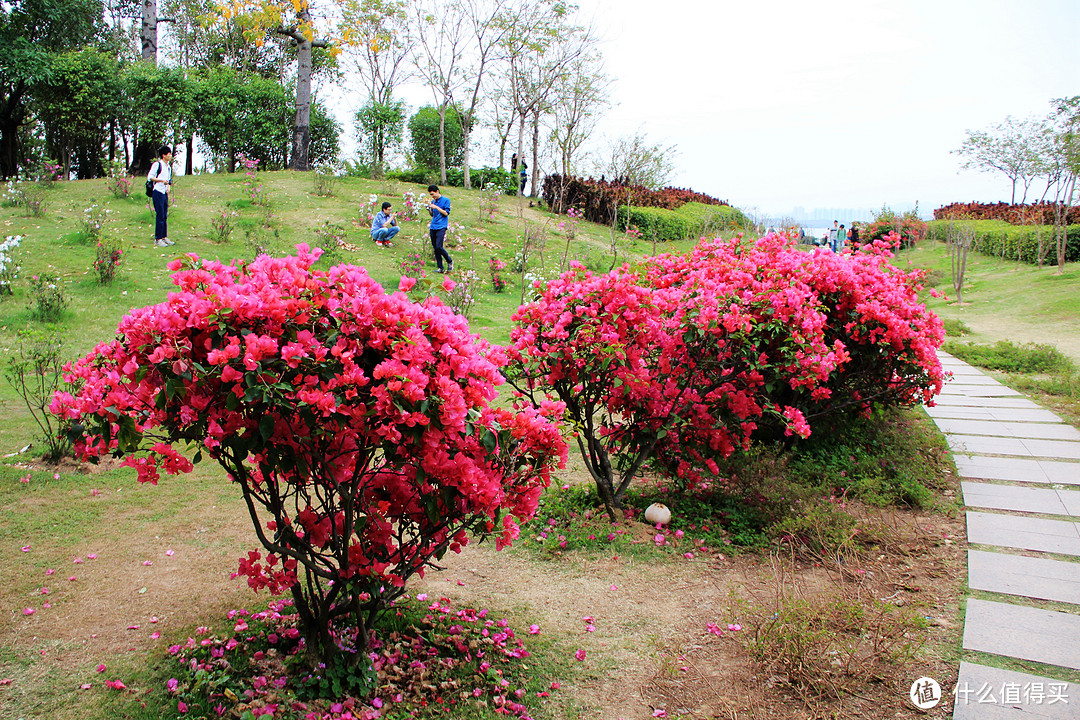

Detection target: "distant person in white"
[148, 146, 174, 247]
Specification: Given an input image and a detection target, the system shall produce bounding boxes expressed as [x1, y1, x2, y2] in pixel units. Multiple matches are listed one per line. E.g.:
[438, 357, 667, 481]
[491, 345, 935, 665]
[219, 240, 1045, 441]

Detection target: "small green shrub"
[940, 318, 971, 337]
[27, 273, 67, 321]
[942, 340, 1074, 374]
[4, 327, 73, 459]
[92, 239, 124, 285]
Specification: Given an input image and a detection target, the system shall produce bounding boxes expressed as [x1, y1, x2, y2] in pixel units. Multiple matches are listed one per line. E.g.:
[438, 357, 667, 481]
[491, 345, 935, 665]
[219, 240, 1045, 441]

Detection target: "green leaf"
[259, 414, 275, 441]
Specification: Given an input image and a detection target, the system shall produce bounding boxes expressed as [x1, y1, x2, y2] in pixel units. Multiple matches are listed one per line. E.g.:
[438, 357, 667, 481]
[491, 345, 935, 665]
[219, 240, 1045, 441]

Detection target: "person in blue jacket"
[426, 184, 453, 273]
[370, 201, 399, 246]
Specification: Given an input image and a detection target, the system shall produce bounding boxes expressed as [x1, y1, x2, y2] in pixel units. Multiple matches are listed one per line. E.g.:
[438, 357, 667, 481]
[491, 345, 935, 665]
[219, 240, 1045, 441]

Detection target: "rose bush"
[51, 246, 566, 678]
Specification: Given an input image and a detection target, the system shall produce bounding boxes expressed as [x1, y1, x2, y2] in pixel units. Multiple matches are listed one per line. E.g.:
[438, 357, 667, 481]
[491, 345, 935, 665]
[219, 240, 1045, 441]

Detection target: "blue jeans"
[372, 226, 399, 243]
[429, 227, 451, 270]
[153, 190, 169, 240]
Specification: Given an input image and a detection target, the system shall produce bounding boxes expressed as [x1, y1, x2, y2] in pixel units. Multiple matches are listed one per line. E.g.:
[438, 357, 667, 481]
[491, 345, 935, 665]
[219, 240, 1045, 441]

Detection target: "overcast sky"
[333, 0, 1080, 218]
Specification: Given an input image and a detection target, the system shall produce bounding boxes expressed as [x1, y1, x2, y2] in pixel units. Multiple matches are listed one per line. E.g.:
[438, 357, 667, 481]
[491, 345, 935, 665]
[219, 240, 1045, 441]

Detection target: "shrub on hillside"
[52, 246, 566, 679]
[541, 173, 729, 225]
[505, 232, 944, 518]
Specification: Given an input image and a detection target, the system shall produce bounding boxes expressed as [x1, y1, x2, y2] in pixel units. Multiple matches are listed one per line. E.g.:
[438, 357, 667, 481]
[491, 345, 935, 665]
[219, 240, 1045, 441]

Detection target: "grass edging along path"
[1, 174, 963, 719]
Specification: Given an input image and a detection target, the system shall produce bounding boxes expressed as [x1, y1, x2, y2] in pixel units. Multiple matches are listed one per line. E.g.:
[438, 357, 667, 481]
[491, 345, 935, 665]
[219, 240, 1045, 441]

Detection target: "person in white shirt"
[148, 146, 174, 247]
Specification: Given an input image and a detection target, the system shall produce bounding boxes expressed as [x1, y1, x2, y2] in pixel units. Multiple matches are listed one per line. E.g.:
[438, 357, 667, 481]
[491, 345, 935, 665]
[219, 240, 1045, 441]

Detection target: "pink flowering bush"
[52, 246, 566, 675]
[506, 231, 943, 516]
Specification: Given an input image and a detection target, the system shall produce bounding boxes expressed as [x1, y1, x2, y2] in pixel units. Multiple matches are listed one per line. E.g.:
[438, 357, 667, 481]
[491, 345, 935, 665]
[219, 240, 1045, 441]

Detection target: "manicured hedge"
[928, 219, 1080, 264]
[618, 203, 750, 242]
[541, 173, 729, 226]
[934, 201, 1080, 225]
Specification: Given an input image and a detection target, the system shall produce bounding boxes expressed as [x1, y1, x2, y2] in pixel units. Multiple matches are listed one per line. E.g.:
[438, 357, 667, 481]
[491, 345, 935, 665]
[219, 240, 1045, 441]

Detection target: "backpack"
[145, 162, 160, 197]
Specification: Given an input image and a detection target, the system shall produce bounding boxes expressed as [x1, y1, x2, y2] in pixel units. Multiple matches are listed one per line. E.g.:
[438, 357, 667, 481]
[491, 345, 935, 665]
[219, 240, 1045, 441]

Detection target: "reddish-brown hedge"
[934, 201, 1080, 225]
[542, 174, 728, 225]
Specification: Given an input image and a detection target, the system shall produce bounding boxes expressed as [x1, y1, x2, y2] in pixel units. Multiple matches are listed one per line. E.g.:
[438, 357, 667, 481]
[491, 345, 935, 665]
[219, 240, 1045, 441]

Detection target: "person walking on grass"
[426, 184, 453, 273]
[371, 201, 399, 247]
[148, 146, 174, 247]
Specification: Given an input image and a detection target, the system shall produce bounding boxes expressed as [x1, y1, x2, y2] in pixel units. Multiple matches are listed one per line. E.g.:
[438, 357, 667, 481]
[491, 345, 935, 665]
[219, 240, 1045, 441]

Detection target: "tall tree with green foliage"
[34, 49, 123, 179]
[0, 0, 102, 177]
[408, 104, 464, 171]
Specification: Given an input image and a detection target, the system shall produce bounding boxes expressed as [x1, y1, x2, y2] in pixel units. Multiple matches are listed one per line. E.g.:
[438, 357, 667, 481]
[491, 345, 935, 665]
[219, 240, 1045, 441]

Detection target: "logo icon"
[910, 676, 942, 709]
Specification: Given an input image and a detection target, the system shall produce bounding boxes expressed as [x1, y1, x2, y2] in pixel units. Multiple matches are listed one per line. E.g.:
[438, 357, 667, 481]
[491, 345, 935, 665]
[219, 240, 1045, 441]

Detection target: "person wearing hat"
[371, 201, 399, 246]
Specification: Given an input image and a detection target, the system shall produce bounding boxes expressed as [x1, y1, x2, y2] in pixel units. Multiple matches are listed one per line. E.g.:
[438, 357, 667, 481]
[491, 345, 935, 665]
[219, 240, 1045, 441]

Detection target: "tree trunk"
[515, 113, 526, 197]
[185, 134, 194, 175]
[141, 0, 158, 61]
[437, 103, 447, 185]
[290, 37, 313, 172]
[129, 139, 157, 176]
[529, 109, 541, 199]
[0, 81, 28, 178]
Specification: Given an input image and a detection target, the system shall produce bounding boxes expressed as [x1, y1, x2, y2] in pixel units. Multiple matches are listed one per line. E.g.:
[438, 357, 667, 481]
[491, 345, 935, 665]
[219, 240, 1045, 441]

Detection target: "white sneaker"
[155, 238, 169, 247]
[164, 238, 175, 246]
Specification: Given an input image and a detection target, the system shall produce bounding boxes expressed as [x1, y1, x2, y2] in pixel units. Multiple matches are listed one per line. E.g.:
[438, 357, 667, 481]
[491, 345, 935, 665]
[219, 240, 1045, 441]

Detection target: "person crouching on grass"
[426, 184, 452, 273]
[371, 201, 399, 247]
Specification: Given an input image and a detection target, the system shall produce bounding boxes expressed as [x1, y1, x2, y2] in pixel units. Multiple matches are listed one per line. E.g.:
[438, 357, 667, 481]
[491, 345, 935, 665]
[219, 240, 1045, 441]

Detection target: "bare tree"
[548, 55, 611, 177]
[411, 0, 469, 184]
[498, 0, 591, 196]
[954, 116, 1044, 204]
[600, 130, 678, 189]
[341, 0, 414, 176]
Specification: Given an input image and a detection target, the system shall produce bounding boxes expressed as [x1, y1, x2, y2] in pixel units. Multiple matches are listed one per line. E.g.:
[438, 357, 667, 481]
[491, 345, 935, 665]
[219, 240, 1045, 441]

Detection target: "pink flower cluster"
[506, 231, 943, 500]
[52, 245, 567, 667]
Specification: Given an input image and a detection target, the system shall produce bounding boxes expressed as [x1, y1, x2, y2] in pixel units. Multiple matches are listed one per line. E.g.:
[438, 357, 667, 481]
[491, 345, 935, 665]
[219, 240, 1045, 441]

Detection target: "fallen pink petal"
[728, 623, 742, 632]
[21, 546, 30, 552]
[79, 683, 92, 690]
[150, 631, 161, 639]
[127, 624, 140, 630]
[165, 549, 174, 556]
[96, 664, 106, 672]
[528, 624, 540, 634]
[105, 679, 126, 690]
[574, 649, 586, 661]
[22, 608, 34, 616]
[142, 560, 153, 566]
[86, 553, 97, 560]
[45, 568, 55, 576]
[652, 710, 667, 718]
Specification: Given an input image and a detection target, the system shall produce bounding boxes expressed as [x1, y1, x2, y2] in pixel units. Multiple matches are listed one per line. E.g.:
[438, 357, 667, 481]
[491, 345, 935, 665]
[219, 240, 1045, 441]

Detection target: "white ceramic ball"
[643, 502, 671, 526]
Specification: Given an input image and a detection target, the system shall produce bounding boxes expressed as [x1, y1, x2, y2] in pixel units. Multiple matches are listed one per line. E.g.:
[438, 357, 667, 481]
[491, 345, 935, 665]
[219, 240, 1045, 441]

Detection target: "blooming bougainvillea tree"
[51, 246, 566, 673]
[506, 231, 943, 517]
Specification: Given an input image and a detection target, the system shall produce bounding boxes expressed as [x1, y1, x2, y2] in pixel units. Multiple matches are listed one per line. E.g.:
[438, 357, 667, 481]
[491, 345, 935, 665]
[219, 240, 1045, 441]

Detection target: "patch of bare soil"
[415, 502, 966, 720]
[2, 469, 966, 720]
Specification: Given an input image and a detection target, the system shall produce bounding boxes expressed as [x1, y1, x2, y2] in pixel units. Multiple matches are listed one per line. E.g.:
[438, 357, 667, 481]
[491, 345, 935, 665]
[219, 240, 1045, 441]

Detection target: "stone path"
[927, 353, 1080, 719]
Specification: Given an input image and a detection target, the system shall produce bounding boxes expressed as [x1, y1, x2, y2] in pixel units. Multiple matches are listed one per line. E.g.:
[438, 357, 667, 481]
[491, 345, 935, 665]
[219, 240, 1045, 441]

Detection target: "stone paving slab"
[927, 406, 1064, 423]
[946, 435, 1080, 460]
[941, 385, 1024, 397]
[953, 661, 1080, 719]
[963, 598, 1080, 671]
[967, 511, 1080, 556]
[936, 419, 1080, 441]
[961, 482, 1078, 516]
[968, 549, 1080, 604]
[953, 455, 1080, 486]
[944, 375, 1015, 386]
[934, 395, 1043, 409]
